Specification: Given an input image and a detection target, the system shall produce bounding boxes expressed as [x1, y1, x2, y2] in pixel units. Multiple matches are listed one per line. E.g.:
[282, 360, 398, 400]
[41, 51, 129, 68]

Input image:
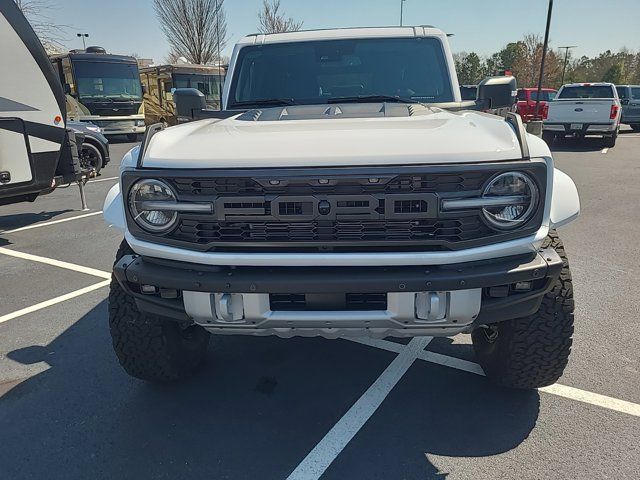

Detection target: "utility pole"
[534, 0, 553, 121]
[76, 33, 89, 49]
[400, 0, 406, 26]
[559, 45, 577, 85]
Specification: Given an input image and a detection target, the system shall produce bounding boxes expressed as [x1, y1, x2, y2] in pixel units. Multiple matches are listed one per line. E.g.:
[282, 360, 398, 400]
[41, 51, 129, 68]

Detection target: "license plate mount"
[570, 123, 583, 130]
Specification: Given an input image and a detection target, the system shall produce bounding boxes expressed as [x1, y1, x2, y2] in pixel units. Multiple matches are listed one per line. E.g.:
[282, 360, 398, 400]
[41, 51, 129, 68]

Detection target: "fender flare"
[103, 183, 125, 231]
[549, 168, 580, 229]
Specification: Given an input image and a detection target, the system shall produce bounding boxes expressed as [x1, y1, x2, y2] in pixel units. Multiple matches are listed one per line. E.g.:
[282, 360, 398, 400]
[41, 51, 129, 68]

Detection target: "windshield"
[228, 37, 454, 108]
[530, 90, 556, 101]
[173, 73, 223, 103]
[558, 85, 614, 99]
[73, 61, 142, 100]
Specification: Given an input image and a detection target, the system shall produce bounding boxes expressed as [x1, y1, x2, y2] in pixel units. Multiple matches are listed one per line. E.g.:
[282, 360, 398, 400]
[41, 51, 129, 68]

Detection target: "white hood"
[142, 108, 523, 169]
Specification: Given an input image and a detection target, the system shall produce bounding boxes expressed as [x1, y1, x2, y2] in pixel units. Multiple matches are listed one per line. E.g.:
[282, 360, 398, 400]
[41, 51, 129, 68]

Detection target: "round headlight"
[128, 179, 178, 232]
[482, 172, 538, 230]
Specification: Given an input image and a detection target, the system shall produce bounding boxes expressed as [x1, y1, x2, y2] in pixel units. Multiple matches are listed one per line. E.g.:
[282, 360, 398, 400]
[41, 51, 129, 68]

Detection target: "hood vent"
[236, 103, 433, 122]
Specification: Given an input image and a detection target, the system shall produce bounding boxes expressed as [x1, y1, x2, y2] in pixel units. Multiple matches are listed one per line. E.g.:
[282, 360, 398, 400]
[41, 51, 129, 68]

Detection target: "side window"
[631, 88, 640, 100]
[616, 87, 627, 99]
[62, 58, 74, 91]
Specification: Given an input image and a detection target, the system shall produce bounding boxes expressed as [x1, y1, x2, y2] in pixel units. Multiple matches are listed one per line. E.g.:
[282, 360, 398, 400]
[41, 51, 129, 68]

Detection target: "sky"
[42, 0, 640, 63]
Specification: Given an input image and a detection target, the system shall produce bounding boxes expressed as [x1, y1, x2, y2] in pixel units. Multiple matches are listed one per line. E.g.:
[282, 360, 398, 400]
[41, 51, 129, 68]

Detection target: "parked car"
[517, 87, 557, 122]
[104, 26, 580, 390]
[615, 85, 640, 131]
[543, 82, 621, 147]
[66, 121, 110, 175]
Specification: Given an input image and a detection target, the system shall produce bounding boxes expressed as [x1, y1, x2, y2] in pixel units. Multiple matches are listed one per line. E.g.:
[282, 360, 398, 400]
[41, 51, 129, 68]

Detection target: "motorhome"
[140, 63, 225, 126]
[50, 47, 146, 140]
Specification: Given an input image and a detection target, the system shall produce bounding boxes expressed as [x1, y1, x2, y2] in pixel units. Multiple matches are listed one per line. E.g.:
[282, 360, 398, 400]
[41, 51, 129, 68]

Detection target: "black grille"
[171, 172, 489, 197]
[170, 218, 491, 246]
[270, 293, 387, 311]
[127, 164, 546, 252]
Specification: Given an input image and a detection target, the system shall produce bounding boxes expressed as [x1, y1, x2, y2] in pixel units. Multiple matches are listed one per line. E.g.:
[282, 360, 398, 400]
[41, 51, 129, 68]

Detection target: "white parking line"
[286, 337, 433, 480]
[0, 280, 110, 325]
[349, 337, 640, 417]
[601, 148, 609, 154]
[1, 211, 103, 234]
[88, 176, 118, 183]
[0, 247, 111, 279]
[539, 384, 640, 417]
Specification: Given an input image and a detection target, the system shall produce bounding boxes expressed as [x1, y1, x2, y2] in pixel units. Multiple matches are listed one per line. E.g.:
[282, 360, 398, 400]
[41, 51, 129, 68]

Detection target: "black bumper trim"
[115, 249, 561, 295]
[113, 249, 563, 325]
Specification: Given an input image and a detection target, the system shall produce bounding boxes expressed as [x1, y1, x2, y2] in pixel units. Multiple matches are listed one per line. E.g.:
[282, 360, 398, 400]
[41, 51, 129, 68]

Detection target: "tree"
[454, 52, 484, 85]
[258, 0, 303, 34]
[14, 0, 67, 54]
[602, 63, 623, 84]
[153, 0, 227, 65]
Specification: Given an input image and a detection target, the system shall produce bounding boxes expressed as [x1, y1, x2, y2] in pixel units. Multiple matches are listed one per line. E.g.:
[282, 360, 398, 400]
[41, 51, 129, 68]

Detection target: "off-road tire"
[541, 131, 555, 145]
[471, 231, 574, 389]
[108, 241, 210, 382]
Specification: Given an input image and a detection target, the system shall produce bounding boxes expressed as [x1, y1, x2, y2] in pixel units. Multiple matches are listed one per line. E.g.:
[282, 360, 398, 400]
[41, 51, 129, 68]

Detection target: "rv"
[0, 1, 87, 207]
[140, 64, 225, 126]
[50, 48, 145, 140]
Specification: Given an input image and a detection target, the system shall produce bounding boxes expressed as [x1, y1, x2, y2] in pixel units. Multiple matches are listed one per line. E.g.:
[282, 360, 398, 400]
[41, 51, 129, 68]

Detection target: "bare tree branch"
[153, 0, 228, 65]
[14, 0, 68, 54]
[258, 0, 303, 34]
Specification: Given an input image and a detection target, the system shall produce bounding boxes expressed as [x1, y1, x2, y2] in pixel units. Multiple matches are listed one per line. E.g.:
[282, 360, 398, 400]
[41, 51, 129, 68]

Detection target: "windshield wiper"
[326, 95, 418, 104]
[230, 98, 297, 108]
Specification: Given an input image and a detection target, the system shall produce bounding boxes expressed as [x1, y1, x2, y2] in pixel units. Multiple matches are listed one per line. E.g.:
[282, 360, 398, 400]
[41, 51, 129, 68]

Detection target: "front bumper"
[113, 248, 563, 338]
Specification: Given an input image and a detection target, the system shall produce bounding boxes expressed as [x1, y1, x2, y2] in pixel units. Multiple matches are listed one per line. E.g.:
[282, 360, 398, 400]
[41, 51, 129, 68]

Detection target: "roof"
[237, 26, 446, 46]
[561, 82, 615, 87]
[50, 52, 137, 63]
[139, 64, 225, 74]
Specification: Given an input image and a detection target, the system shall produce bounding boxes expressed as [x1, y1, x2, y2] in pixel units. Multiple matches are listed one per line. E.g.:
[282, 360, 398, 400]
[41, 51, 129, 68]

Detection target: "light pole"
[76, 33, 89, 49]
[400, 0, 407, 26]
[534, 0, 553, 121]
[559, 45, 577, 85]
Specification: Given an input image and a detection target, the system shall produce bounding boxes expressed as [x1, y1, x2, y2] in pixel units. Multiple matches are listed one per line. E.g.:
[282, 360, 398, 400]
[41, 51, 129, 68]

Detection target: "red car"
[516, 88, 557, 122]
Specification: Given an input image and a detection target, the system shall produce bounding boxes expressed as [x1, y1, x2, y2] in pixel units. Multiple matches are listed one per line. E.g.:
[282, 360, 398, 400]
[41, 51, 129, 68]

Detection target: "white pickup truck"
[543, 82, 621, 147]
[104, 27, 580, 390]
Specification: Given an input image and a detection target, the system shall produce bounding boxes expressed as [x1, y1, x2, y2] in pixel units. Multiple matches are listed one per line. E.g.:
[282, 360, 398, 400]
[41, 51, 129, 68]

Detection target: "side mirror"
[477, 76, 517, 110]
[63, 83, 72, 95]
[173, 88, 207, 123]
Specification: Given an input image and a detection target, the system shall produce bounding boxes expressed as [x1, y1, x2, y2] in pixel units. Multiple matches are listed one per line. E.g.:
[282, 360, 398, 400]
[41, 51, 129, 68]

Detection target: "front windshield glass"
[73, 61, 142, 100]
[173, 73, 222, 103]
[228, 37, 454, 108]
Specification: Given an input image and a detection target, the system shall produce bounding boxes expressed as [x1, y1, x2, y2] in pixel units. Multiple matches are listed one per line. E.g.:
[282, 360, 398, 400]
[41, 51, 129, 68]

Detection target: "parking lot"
[1, 130, 639, 479]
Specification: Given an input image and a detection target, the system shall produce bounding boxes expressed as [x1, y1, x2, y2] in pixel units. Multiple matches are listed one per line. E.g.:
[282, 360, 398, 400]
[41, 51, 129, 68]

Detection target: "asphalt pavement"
[0, 131, 639, 479]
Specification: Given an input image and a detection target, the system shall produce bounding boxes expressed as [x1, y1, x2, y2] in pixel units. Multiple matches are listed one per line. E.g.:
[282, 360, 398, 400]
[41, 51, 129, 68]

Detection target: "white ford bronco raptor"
[104, 27, 580, 389]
